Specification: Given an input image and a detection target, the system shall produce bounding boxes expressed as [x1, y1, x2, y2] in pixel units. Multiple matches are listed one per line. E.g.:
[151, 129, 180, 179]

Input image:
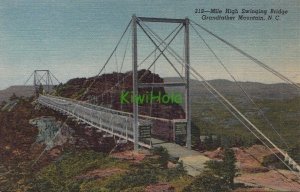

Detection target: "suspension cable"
[139, 24, 182, 67]
[191, 19, 300, 90]
[49, 71, 61, 84]
[33, 19, 132, 165]
[98, 22, 184, 101]
[141, 21, 185, 63]
[139, 21, 190, 77]
[115, 50, 119, 82]
[147, 30, 299, 175]
[119, 28, 131, 111]
[149, 49, 156, 116]
[176, 57, 299, 175]
[97, 23, 183, 102]
[119, 28, 131, 73]
[146, 24, 293, 155]
[191, 66, 300, 177]
[75, 19, 132, 100]
[137, 21, 184, 81]
[189, 63, 299, 175]
[190, 23, 290, 150]
[24, 72, 34, 85]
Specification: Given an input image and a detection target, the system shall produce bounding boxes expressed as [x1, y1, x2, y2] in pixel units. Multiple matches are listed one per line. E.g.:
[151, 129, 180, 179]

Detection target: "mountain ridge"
[0, 85, 34, 103]
[164, 77, 300, 100]
[1, 78, 299, 103]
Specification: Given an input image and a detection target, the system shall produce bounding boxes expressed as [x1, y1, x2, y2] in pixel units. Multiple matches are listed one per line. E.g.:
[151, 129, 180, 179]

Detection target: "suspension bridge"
[26, 15, 300, 176]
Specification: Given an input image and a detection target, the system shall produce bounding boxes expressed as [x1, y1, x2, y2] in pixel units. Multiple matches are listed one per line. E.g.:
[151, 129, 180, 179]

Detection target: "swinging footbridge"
[28, 15, 300, 176]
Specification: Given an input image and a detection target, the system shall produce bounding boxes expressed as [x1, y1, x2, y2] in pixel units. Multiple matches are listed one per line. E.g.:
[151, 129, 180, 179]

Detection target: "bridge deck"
[37, 95, 212, 176]
[38, 95, 153, 148]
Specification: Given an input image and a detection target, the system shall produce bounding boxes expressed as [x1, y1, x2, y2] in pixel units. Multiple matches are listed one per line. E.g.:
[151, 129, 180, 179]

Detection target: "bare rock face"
[58, 70, 185, 119]
[30, 116, 75, 150]
[56, 70, 186, 141]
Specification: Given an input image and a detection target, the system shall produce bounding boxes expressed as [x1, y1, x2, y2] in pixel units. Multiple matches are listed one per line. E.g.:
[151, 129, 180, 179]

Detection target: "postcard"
[0, 1, 299, 191]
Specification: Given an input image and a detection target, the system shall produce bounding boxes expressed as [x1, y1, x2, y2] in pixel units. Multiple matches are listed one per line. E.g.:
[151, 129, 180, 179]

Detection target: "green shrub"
[183, 171, 229, 192]
[79, 179, 111, 192]
[262, 153, 287, 170]
[106, 169, 158, 191]
[156, 160, 187, 182]
[151, 146, 170, 168]
[30, 150, 124, 192]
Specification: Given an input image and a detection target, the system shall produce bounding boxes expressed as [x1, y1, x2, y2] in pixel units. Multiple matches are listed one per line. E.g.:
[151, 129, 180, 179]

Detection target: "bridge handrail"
[39, 95, 150, 126]
[43, 94, 180, 123]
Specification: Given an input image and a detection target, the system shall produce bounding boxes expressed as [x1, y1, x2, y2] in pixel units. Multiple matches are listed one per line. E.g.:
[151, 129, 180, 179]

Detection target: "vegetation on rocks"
[29, 146, 188, 192]
[193, 96, 300, 163]
[183, 148, 238, 192]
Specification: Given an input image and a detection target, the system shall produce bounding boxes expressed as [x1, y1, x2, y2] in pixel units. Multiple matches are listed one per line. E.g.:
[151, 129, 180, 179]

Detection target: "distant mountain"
[0, 86, 34, 102]
[2, 79, 298, 103]
[164, 78, 300, 101]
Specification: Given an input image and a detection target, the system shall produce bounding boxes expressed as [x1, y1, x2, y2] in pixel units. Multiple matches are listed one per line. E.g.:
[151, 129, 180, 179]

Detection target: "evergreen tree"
[222, 148, 238, 189]
[204, 148, 238, 190]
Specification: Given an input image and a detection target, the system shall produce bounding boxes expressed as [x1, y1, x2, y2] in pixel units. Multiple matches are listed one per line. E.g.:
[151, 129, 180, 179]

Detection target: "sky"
[0, 0, 299, 89]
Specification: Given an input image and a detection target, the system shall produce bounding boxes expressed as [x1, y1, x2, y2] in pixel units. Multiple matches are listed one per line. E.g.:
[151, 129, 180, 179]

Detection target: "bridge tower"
[34, 70, 51, 96]
[31, 70, 61, 97]
[131, 15, 191, 150]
